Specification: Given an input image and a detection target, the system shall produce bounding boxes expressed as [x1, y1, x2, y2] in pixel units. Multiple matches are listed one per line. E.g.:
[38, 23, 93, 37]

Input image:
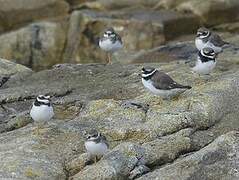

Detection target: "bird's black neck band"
[34, 100, 51, 107]
[198, 52, 215, 63]
[142, 73, 154, 81]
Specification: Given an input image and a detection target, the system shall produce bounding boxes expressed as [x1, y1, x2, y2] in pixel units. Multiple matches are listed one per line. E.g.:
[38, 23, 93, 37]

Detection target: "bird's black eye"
[92, 134, 98, 138]
[142, 67, 145, 71]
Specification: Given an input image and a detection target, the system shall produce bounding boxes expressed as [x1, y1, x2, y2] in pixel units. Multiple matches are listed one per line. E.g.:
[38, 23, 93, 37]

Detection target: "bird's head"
[200, 47, 216, 59]
[141, 67, 157, 78]
[86, 129, 100, 141]
[103, 27, 116, 38]
[196, 27, 210, 39]
[36, 95, 51, 104]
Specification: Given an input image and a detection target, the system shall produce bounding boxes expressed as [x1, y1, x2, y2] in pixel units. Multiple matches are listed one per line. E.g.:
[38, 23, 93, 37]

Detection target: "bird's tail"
[223, 42, 239, 51]
[223, 41, 230, 48]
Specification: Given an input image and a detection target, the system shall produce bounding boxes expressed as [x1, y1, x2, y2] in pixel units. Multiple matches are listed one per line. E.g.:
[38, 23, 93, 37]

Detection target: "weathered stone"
[177, 0, 239, 26]
[125, 41, 197, 64]
[0, 0, 69, 33]
[0, 58, 32, 76]
[73, 0, 160, 11]
[213, 22, 239, 34]
[0, 112, 32, 133]
[65, 153, 92, 176]
[139, 131, 239, 180]
[71, 129, 194, 179]
[63, 9, 199, 63]
[0, 21, 68, 70]
[0, 37, 239, 179]
[128, 164, 150, 179]
[153, 0, 188, 10]
[66, 0, 87, 6]
[124, 32, 238, 64]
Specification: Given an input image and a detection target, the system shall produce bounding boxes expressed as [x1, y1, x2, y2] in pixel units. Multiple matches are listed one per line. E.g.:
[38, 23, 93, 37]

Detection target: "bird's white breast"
[99, 39, 122, 52]
[142, 78, 187, 99]
[195, 38, 205, 51]
[192, 57, 216, 75]
[30, 104, 54, 122]
[85, 141, 108, 156]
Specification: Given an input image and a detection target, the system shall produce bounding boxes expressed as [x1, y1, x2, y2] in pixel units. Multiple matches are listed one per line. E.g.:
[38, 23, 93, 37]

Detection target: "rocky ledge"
[0, 0, 239, 69]
[0, 39, 239, 179]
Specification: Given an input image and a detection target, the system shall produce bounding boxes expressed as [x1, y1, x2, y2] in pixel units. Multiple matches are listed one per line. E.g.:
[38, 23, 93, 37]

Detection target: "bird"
[192, 47, 217, 75]
[141, 67, 192, 100]
[30, 95, 54, 134]
[99, 27, 123, 64]
[195, 27, 229, 53]
[84, 129, 109, 163]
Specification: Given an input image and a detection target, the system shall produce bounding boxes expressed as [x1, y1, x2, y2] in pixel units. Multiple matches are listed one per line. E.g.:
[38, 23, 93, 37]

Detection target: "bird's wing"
[151, 71, 190, 90]
[101, 135, 109, 148]
[111, 34, 122, 44]
[210, 33, 228, 46]
[116, 34, 122, 44]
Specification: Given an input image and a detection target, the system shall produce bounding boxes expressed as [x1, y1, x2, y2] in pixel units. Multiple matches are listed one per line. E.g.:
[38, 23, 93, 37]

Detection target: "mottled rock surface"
[0, 39, 239, 179]
[0, 0, 238, 69]
[0, 21, 68, 70]
[0, 0, 69, 33]
[139, 131, 239, 180]
[177, 0, 239, 25]
[0, 1, 239, 179]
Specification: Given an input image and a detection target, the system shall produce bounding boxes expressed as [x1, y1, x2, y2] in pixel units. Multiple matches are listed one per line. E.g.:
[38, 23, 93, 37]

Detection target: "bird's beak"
[45, 95, 51, 99]
[138, 73, 142, 77]
[196, 33, 200, 37]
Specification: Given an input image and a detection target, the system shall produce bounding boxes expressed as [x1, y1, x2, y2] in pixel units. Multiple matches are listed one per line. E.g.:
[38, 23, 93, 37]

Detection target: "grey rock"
[63, 9, 199, 64]
[65, 153, 92, 176]
[73, 0, 160, 10]
[0, 21, 68, 70]
[71, 129, 194, 179]
[0, 39, 239, 179]
[129, 164, 150, 179]
[177, 0, 239, 26]
[0, 0, 69, 33]
[139, 131, 239, 180]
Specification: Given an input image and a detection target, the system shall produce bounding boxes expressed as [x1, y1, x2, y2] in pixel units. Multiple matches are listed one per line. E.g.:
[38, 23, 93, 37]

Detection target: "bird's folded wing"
[151, 71, 181, 90]
[210, 34, 228, 46]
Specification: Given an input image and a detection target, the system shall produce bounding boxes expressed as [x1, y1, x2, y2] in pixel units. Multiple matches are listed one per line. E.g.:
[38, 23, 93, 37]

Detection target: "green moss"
[123, 150, 137, 158]
[24, 167, 41, 178]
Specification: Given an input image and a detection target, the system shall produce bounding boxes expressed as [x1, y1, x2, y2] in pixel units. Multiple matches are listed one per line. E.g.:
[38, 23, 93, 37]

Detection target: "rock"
[0, 58, 33, 128]
[71, 129, 194, 179]
[0, 58, 32, 76]
[126, 41, 197, 64]
[0, 124, 83, 179]
[177, 0, 239, 26]
[0, 38, 239, 179]
[0, 112, 32, 133]
[72, 0, 160, 11]
[63, 9, 199, 63]
[0, 21, 68, 70]
[123, 32, 237, 64]
[139, 131, 239, 180]
[66, 0, 87, 6]
[153, 0, 188, 10]
[65, 153, 92, 176]
[0, 0, 69, 33]
[213, 22, 239, 34]
[128, 164, 150, 179]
